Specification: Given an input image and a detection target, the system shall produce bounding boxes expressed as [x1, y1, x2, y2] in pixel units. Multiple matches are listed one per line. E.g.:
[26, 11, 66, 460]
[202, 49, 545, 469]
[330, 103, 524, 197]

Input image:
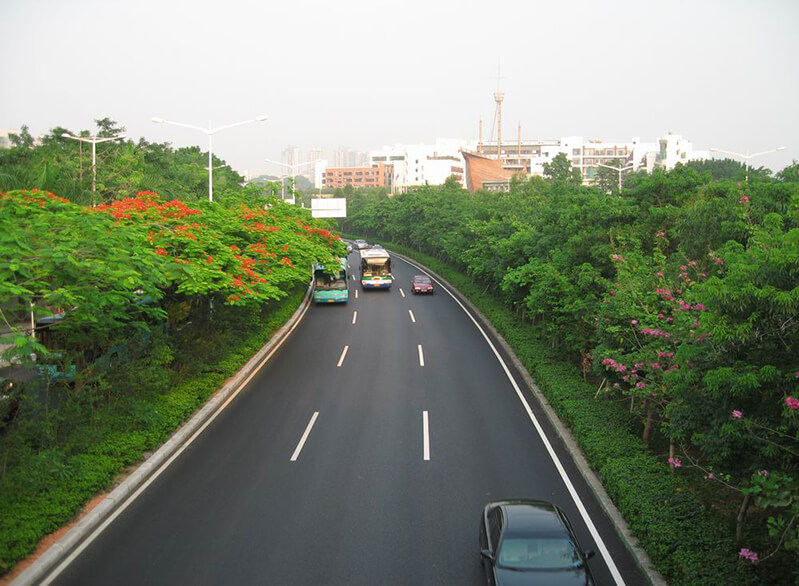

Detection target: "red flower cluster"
[96, 192, 201, 220]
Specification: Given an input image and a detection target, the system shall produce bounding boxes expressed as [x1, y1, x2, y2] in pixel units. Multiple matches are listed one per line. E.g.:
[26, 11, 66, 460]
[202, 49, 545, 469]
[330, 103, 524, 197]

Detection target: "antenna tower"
[494, 63, 504, 159]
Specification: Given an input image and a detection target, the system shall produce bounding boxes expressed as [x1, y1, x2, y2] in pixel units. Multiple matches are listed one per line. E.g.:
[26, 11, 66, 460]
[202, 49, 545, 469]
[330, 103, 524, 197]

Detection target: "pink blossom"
[738, 548, 758, 563]
[714, 257, 724, 266]
[631, 319, 638, 325]
[655, 230, 665, 238]
[636, 382, 647, 389]
[611, 254, 624, 262]
[651, 362, 662, 370]
[688, 261, 698, 268]
[692, 303, 706, 311]
[785, 396, 799, 410]
[613, 382, 620, 388]
[704, 472, 716, 480]
[655, 288, 673, 301]
[758, 470, 770, 477]
[732, 410, 743, 419]
[680, 265, 687, 271]
[739, 196, 750, 204]
[641, 328, 670, 338]
[668, 457, 682, 468]
[656, 271, 664, 277]
[679, 300, 691, 311]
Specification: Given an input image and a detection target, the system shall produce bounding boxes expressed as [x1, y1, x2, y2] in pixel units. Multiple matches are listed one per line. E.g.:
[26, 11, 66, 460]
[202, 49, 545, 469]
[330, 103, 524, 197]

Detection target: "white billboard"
[311, 197, 347, 218]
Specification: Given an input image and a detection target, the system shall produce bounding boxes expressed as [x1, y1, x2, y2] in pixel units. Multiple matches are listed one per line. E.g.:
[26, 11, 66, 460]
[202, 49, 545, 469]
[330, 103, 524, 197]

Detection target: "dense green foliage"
[0, 123, 346, 574]
[343, 162, 799, 584]
[0, 120, 252, 205]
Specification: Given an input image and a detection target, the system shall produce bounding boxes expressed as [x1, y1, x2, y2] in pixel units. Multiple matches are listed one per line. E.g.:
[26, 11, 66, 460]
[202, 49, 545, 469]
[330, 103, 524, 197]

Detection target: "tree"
[543, 153, 582, 185]
[8, 126, 34, 149]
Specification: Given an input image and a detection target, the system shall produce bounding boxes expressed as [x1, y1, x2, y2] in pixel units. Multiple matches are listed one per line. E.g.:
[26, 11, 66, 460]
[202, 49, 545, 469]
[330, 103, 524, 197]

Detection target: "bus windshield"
[314, 269, 347, 290]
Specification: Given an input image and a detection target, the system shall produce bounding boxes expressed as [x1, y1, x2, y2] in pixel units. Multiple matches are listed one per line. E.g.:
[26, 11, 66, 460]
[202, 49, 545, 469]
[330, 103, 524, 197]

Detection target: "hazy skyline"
[2, 0, 797, 176]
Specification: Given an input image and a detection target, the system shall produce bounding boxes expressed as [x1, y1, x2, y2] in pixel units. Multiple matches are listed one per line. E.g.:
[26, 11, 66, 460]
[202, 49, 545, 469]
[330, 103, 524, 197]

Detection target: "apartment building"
[322, 162, 393, 190]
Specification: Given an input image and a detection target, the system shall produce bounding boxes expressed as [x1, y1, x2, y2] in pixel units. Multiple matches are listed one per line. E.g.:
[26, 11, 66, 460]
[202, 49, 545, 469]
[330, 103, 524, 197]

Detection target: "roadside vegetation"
[342, 157, 799, 585]
[0, 121, 345, 575]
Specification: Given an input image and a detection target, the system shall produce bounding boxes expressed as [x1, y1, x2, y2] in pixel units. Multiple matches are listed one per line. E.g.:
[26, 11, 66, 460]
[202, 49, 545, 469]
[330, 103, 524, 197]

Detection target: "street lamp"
[709, 146, 786, 182]
[60, 132, 126, 205]
[596, 162, 636, 193]
[263, 158, 317, 202]
[152, 115, 267, 202]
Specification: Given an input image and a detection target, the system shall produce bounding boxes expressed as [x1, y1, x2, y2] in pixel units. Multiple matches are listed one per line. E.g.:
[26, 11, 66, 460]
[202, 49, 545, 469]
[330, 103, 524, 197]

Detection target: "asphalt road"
[50, 249, 649, 585]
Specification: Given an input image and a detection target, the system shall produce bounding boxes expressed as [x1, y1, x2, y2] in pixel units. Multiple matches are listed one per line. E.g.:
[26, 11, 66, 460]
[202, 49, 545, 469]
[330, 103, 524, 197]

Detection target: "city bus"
[359, 247, 393, 289]
[313, 258, 349, 303]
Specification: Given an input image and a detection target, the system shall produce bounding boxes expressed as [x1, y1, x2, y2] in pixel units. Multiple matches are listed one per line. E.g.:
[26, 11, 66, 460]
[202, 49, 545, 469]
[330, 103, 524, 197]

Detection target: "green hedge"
[0, 287, 306, 575]
[357, 236, 751, 585]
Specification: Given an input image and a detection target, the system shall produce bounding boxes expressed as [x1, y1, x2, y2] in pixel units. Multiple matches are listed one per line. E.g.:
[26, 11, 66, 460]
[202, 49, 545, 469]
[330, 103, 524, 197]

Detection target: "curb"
[389, 249, 667, 586]
[12, 284, 314, 586]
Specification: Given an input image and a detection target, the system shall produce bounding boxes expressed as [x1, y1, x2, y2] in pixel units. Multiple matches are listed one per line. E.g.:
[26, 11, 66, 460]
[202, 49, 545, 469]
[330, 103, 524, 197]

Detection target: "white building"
[369, 138, 468, 193]
[0, 129, 19, 149]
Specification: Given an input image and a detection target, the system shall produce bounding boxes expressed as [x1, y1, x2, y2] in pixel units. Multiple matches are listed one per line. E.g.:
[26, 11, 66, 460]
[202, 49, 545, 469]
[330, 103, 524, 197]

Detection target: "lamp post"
[152, 115, 267, 202]
[596, 162, 636, 192]
[60, 132, 126, 205]
[263, 158, 317, 202]
[709, 146, 786, 182]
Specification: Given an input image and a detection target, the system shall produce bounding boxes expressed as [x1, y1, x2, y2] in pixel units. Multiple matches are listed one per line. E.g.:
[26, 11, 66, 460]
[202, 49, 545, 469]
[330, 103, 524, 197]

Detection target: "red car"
[411, 275, 434, 294]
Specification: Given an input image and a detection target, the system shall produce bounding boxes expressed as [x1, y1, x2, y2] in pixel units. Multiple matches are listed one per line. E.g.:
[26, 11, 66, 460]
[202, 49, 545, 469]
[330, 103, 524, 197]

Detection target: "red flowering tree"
[0, 189, 169, 370]
[95, 191, 345, 307]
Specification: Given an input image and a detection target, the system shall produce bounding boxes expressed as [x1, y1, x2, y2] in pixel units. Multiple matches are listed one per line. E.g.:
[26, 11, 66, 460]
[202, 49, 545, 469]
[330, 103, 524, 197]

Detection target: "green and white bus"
[313, 258, 349, 303]
[359, 247, 393, 289]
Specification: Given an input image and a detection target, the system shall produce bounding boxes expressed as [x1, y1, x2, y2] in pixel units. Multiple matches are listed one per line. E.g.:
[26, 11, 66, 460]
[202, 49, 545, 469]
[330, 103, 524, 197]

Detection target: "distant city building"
[369, 139, 467, 193]
[332, 147, 368, 169]
[0, 129, 19, 149]
[463, 133, 708, 191]
[282, 131, 708, 194]
[322, 162, 393, 190]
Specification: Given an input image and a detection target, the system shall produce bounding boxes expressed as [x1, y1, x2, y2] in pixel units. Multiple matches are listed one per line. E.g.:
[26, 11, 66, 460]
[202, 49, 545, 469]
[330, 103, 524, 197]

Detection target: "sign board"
[311, 197, 347, 218]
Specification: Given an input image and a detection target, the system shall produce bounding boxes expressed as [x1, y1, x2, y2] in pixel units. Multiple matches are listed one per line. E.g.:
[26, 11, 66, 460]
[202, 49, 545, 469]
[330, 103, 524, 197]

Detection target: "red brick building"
[323, 162, 393, 190]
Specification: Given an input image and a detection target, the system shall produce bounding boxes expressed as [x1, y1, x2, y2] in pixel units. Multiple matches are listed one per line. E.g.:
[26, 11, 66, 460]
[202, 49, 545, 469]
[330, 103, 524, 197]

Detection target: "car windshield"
[413, 276, 431, 284]
[498, 536, 581, 570]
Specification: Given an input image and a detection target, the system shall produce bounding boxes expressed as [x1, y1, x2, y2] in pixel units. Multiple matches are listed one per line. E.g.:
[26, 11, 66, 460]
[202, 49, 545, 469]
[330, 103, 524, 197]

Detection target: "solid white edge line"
[40, 294, 314, 585]
[418, 344, 424, 366]
[352, 311, 357, 325]
[423, 411, 430, 461]
[408, 309, 416, 323]
[337, 345, 349, 367]
[396, 255, 625, 586]
[290, 412, 320, 462]
[400, 288, 405, 298]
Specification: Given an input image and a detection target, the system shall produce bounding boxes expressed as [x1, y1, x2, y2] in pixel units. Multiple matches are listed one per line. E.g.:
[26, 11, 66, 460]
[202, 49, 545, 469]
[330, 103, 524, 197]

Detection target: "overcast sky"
[2, 0, 797, 176]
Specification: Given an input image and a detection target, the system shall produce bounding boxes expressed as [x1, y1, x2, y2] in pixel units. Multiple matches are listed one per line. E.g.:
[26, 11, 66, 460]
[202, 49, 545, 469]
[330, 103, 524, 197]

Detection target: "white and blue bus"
[359, 247, 393, 289]
[313, 258, 349, 303]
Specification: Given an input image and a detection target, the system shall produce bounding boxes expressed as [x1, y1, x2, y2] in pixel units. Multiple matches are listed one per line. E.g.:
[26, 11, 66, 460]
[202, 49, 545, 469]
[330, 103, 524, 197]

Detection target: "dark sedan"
[479, 500, 595, 585]
[410, 275, 434, 294]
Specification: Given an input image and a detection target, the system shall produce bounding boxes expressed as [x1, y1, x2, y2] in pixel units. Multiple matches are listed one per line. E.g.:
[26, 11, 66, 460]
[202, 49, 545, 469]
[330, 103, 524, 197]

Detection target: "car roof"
[492, 500, 571, 538]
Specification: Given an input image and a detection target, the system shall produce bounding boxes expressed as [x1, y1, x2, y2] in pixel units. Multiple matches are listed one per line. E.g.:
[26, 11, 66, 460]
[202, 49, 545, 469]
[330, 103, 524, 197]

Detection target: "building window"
[572, 148, 580, 155]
